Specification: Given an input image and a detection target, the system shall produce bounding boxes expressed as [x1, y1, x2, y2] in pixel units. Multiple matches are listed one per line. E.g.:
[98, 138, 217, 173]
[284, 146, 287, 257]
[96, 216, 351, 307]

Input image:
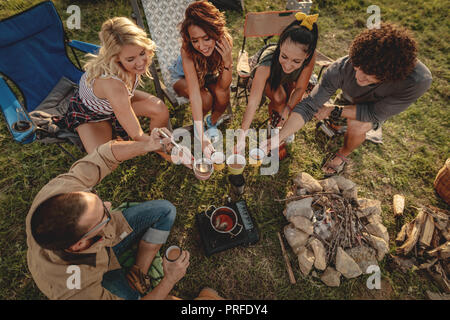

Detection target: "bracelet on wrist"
[223, 64, 232, 71]
[330, 106, 343, 120]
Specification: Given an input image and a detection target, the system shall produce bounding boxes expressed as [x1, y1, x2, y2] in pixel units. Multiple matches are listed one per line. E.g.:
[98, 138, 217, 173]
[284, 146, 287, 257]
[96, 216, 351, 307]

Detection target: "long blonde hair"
[84, 17, 156, 90]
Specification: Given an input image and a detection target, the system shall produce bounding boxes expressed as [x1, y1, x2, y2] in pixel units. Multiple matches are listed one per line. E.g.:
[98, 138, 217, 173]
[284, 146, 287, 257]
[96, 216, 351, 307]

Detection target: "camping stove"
[196, 199, 259, 257]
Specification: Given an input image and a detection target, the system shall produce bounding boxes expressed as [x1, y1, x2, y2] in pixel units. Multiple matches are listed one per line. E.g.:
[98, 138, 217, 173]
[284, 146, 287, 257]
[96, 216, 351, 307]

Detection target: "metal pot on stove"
[205, 205, 243, 237]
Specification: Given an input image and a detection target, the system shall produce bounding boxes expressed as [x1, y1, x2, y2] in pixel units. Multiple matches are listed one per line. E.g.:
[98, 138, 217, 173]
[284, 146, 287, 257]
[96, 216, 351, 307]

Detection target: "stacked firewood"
[394, 205, 450, 293]
[279, 172, 389, 287]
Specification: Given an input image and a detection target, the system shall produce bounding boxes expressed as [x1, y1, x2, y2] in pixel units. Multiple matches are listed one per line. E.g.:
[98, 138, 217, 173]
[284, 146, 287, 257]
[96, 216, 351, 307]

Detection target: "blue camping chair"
[0, 1, 99, 153]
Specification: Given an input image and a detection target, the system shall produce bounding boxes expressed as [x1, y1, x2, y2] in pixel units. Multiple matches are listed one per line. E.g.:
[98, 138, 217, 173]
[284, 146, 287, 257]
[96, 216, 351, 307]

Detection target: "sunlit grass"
[0, 0, 448, 300]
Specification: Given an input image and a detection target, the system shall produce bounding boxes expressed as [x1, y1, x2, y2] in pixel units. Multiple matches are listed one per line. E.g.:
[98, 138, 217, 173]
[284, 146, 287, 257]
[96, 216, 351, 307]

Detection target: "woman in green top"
[238, 13, 319, 150]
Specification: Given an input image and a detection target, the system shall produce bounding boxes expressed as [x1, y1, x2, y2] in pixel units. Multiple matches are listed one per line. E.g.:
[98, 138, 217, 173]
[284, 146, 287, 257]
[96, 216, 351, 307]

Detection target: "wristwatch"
[330, 105, 343, 120]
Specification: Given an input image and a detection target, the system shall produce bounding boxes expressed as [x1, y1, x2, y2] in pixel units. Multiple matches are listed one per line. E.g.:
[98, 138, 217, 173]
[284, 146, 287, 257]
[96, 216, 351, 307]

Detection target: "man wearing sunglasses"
[26, 128, 193, 300]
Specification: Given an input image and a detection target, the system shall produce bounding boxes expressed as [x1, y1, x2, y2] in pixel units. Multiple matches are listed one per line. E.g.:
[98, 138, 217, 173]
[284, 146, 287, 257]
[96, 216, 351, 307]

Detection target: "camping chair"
[0, 1, 99, 159]
[286, 0, 313, 13]
[234, 10, 334, 105]
[130, 0, 233, 127]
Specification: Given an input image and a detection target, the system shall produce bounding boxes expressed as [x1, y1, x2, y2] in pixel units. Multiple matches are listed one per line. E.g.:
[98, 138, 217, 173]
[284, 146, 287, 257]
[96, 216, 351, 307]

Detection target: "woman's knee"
[146, 97, 169, 120]
[173, 79, 189, 98]
[210, 87, 230, 112]
[201, 89, 214, 112]
[156, 99, 169, 118]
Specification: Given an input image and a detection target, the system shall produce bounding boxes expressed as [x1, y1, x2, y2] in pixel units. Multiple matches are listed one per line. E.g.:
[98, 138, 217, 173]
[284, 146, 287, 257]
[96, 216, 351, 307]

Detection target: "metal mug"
[211, 151, 225, 171]
[226, 154, 246, 175]
[205, 205, 243, 237]
[193, 158, 213, 180]
[165, 245, 182, 262]
[12, 120, 31, 132]
[228, 174, 245, 196]
[249, 148, 265, 167]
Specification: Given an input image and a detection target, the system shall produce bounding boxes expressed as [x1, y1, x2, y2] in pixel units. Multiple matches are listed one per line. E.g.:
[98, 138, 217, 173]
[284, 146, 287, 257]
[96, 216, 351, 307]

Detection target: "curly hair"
[179, 1, 231, 88]
[84, 17, 156, 91]
[349, 23, 417, 82]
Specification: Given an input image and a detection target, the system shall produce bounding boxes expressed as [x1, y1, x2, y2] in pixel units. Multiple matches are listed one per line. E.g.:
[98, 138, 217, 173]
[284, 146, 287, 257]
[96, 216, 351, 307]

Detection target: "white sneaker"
[205, 114, 220, 143]
[285, 134, 295, 144]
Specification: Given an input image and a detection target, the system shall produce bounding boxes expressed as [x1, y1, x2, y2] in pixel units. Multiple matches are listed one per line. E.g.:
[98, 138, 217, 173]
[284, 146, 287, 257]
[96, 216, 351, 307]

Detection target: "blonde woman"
[65, 17, 170, 154]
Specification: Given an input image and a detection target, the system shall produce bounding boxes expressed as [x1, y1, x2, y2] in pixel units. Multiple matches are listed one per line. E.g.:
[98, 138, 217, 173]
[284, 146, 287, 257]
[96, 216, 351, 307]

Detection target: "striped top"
[78, 72, 139, 115]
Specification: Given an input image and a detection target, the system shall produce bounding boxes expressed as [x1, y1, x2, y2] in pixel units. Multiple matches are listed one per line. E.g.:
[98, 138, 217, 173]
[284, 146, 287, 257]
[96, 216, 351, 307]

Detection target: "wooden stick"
[277, 232, 296, 284]
[396, 222, 410, 244]
[393, 194, 405, 217]
[420, 213, 435, 247]
[396, 209, 427, 255]
[274, 192, 336, 202]
[274, 195, 313, 202]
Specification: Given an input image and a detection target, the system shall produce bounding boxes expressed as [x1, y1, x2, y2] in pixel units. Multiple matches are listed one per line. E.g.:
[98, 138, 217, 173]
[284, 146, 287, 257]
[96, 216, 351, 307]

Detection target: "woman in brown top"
[238, 12, 319, 150]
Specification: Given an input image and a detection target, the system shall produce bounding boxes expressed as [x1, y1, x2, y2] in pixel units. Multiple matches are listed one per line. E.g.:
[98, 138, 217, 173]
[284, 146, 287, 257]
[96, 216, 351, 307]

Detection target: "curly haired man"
[265, 23, 432, 175]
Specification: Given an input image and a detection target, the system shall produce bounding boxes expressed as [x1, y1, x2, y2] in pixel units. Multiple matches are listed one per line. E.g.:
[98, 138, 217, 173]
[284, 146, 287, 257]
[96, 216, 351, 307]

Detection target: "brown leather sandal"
[322, 152, 349, 177]
[126, 265, 151, 295]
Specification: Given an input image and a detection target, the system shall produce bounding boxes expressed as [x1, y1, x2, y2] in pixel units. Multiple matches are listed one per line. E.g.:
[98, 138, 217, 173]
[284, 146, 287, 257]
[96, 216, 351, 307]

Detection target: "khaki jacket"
[25, 141, 133, 300]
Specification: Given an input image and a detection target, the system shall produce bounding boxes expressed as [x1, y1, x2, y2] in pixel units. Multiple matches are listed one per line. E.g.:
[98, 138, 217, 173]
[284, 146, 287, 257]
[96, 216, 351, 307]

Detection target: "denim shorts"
[101, 200, 176, 300]
[168, 55, 185, 87]
[168, 55, 219, 89]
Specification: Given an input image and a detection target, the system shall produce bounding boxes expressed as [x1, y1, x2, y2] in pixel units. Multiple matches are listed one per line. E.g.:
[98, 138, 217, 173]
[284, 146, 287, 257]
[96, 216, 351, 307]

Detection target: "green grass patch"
[0, 0, 448, 300]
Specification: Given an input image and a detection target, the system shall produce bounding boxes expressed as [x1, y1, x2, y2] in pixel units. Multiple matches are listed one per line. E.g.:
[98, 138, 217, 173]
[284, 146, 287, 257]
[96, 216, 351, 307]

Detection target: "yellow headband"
[295, 12, 319, 31]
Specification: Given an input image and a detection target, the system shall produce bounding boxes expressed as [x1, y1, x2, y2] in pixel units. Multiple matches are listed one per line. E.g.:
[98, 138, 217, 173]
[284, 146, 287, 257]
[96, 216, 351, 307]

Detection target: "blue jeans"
[101, 200, 176, 300]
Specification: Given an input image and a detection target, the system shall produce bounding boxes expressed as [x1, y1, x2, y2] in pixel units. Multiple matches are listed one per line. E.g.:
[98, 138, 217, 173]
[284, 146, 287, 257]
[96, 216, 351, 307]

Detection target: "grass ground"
[0, 0, 448, 300]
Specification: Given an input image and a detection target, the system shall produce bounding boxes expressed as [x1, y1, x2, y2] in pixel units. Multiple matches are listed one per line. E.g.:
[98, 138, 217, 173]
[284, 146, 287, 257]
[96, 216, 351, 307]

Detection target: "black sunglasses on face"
[79, 190, 112, 240]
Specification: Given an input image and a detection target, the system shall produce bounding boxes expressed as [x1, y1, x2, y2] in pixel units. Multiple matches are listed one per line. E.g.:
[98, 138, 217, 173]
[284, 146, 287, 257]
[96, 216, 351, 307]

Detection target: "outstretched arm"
[181, 49, 214, 155]
[240, 66, 270, 132]
[101, 79, 148, 141]
[237, 65, 270, 153]
[52, 128, 169, 196]
[110, 127, 169, 162]
[262, 112, 306, 153]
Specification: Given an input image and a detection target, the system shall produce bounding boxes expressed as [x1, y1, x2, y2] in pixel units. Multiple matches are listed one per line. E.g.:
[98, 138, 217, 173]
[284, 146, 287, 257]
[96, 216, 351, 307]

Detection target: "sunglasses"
[79, 189, 112, 240]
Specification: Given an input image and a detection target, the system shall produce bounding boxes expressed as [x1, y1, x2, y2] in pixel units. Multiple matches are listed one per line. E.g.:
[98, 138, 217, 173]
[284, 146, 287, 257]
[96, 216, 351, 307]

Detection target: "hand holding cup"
[163, 249, 190, 285]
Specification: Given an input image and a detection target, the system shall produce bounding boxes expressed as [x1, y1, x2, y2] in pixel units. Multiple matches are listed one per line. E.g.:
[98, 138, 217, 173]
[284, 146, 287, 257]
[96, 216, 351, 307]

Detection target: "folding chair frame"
[0, 1, 99, 160]
[130, 0, 183, 109]
[233, 10, 301, 107]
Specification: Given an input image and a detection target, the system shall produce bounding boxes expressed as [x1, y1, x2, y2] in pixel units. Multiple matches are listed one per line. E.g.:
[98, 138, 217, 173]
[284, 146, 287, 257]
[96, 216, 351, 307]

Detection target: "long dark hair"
[180, 1, 231, 88]
[268, 20, 318, 90]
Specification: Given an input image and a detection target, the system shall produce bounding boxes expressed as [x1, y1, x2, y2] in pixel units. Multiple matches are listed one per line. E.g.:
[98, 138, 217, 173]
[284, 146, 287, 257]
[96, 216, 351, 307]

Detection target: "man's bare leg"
[323, 119, 372, 174]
